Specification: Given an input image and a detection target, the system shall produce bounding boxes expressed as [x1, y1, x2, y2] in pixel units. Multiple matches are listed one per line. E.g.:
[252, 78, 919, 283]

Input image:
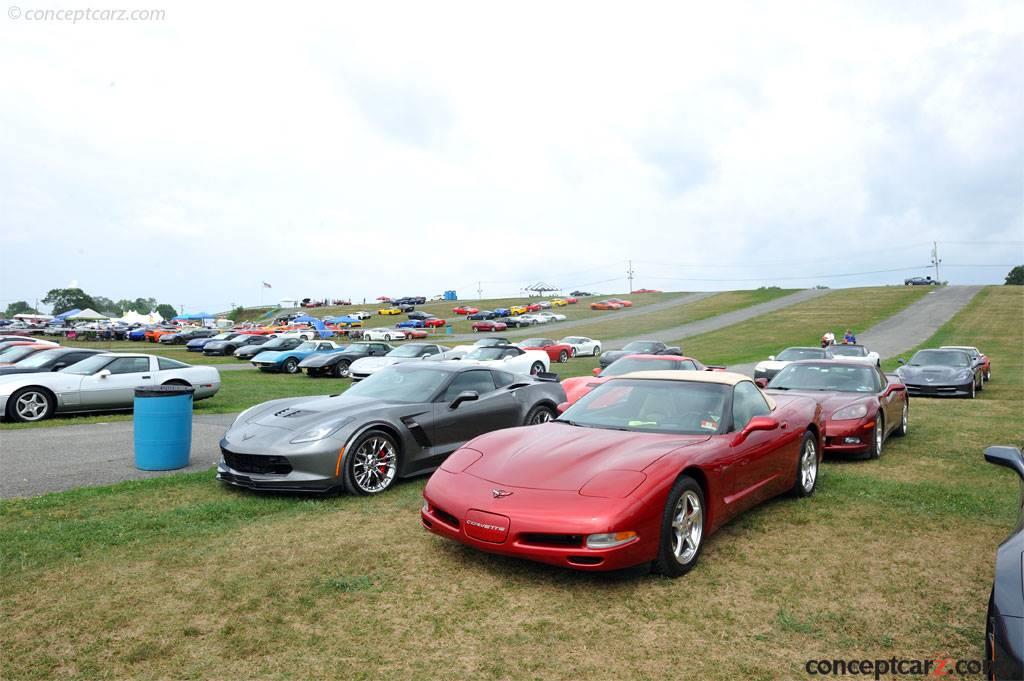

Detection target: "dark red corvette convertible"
[762, 360, 908, 458]
[422, 371, 823, 576]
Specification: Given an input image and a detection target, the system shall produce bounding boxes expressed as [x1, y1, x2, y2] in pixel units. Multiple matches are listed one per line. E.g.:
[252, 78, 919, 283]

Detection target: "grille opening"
[567, 555, 603, 566]
[519, 533, 584, 548]
[222, 451, 292, 475]
[431, 506, 460, 529]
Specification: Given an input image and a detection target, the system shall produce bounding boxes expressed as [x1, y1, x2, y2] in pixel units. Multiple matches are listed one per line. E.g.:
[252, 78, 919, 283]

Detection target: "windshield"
[559, 379, 728, 435]
[908, 349, 970, 367]
[521, 339, 548, 347]
[602, 357, 687, 376]
[344, 366, 449, 403]
[474, 339, 506, 347]
[0, 347, 44, 363]
[622, 342, 661, 353]
[776, 348, 826, 361]
[295, 342, 318, 352]
[465, 348, 506, 360]
[61, 355, 114, 375]
[389, 345, 426, 358]
[11, 349, 66, 368]
[769, 364, 878, 392]
[828, 345, 867, 357]
[261, 338, 290, 349]
[563, 337, 585, 344]
[211, 333, 232, 340]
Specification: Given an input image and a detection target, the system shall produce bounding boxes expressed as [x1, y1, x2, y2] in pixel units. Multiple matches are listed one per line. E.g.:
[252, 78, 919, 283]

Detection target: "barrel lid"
[135, 385, 194, 397]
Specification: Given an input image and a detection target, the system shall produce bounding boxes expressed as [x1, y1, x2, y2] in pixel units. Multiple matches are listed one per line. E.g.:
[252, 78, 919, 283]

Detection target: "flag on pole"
[262, 281, 272, 289]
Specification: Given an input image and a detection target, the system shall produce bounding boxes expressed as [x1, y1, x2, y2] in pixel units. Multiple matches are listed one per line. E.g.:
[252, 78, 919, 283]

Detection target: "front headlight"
[585, 531, 638, 549]
[832, 403, 869, 420]
[289, 417, 354, 444]
[956, 370, 973, 380]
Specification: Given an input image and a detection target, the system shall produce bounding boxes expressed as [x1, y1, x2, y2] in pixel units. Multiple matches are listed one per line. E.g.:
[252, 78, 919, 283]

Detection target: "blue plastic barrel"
[133, 385, 194, 470]
[445, 325, 453, 335]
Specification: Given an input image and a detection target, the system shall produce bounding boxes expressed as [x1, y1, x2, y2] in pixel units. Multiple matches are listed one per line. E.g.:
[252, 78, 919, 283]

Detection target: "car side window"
[732, 381, 771, 430]
[502, 348, 521, 358]
[441, 370, 496, 402]
[107, 357, 150, 375]
[318, 343, 332, 350]
[491, 371, 515, 388]
[421, 346, 439, 356]
[678, 360, 696, 371]
[876, 368, 888, 391]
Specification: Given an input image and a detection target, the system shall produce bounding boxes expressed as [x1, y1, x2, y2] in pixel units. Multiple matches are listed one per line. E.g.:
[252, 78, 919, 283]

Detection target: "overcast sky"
[1, 1, 1022, 313]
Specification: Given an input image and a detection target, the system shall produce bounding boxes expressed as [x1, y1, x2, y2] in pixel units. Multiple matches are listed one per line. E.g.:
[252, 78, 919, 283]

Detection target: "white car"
[519, 314, 549, 325]
[826, 344, 880, 367]
[275, 330, 319, 341]
[560, 336, 602, 357]
[350, 311, 373, 320]
[537, 312, 567, 322]
[361, 327, 408, 342]
[457, 345, 550, 375]
[537, 300, 552, 309]
[0, 353, 221, 422]
[753, 346, 834, 383]
[349, 343, 459, 381]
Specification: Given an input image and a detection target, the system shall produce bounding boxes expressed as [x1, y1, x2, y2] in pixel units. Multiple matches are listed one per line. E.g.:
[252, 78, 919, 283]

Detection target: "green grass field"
[2, 286, 1021, 680]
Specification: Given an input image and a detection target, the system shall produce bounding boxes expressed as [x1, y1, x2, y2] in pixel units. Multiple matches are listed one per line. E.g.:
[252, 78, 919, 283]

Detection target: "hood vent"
[273, 408, 317, 418]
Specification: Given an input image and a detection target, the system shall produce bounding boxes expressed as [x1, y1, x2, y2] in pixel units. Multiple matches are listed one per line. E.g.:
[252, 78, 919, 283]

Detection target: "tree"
[1005, 265, 1024, 285]
[42, 288, 96, 315]
[116, 297, 157, 314]
[92, 296, 120, 316]
[4, 301, 38, 318]
[155, 303, 178, 321]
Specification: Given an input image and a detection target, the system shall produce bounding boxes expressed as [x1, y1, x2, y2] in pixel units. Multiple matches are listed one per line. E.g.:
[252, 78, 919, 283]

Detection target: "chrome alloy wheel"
[530, 409, 553, 424]
[15, 391, 49, 421]
[671, 490, 703, 564]
[901, 403, 908, 434]
[801, 437, 818, 492]
[874, 420, 884, 456]
[351, 436, 398, 493]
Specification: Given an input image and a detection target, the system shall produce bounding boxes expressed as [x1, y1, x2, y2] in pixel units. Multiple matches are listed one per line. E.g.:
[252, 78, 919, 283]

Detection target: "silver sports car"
[0, 353, 221, 422]
[218, 362, 565, 495]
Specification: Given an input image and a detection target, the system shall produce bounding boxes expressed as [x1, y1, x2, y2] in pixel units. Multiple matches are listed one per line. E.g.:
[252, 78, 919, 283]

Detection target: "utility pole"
[626, 260, 635, 294]
[477, 281, 483, 300]
[930, 242, 942, 283]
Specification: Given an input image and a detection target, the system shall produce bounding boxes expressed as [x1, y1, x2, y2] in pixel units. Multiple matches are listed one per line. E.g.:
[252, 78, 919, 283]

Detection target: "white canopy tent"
[66, 308, 109, 321]
[116, 310, 164, 325]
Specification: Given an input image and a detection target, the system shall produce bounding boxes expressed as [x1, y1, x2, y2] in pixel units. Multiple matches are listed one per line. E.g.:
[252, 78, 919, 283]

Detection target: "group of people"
[821, 328, 857, 348]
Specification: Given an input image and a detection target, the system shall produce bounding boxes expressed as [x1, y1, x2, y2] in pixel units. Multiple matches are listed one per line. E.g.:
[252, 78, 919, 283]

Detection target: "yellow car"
[378, 307, 401, 315]
[510, 305, 528, 315]
[551, 299, 568, 307]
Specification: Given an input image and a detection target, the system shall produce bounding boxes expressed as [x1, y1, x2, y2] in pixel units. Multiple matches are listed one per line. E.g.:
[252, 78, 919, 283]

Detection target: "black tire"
[524, 404, 555, 425]
[342, 430, 400, 495]
[984, 368, 991, 382]
[593, 346, 601, 357]
[333, 361, 351, 379]
[384, 334, 392, 342]
[894, 400, 908, 437]
[529, 361, 544, 375]
[867, 415, 883, 459]
[570, 347, 577, 358]
[558, 350, 569, 363]
[6, 386, 55, 423]
[791, 431, 819, 497]
[976, 373, 984, 392]
[282, 358, 299, 374]
[653, 476, 705, 578]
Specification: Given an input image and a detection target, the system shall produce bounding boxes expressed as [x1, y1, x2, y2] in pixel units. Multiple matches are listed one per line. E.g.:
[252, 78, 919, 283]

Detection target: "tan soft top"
[614, 370, 777, 410]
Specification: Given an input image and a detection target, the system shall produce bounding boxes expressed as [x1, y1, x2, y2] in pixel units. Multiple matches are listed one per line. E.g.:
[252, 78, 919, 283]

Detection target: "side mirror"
[984, 446, 1024, 480]
[592, 367, 601, 376]
[731, 416, 778, 446]
[97, 369, 111, 379]
[556, 401, 569, 414]
[897, 358, 906, 365]
[449, 390, 479, 410]
[51, 363, 67, 371]
[768, 355, 775, 361]
[754, 377, 768, 388]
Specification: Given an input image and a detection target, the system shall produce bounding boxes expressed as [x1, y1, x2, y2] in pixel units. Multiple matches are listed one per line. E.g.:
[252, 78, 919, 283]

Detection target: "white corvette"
[0, 353, 220, 422]
[349, 343, 459, 381]
[361, 327, 408, 341]
[826, 344, 881, 367]
[560, 336, 602, 357]
[519, 314, 549, 325]
[753, 346, 834, 382]
[350, 311, 373, 320]
[537, 312, 567, 322]
[456, 345, 551, 375]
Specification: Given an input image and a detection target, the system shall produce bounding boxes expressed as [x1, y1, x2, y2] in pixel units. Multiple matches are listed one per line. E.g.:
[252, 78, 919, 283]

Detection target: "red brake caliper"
[377, 444, 389, 474]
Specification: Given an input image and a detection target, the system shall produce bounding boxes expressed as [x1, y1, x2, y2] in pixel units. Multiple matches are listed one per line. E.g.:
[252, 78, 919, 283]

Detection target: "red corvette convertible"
[472, 320, 508, 333]
[561, 354, 723, 405]
[518, 338, 573, 363]
[762, 360, 908, 458]
[424, 318, 446, 329]
[453, 306, 479, 315]
[422, 371, 823, 576]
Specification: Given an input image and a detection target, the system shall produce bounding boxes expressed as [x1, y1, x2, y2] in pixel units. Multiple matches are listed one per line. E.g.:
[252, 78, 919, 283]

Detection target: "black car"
[599, 340, 682, 369]
[904, 276, 940, 286]
[298, 342, 393, 378]
[570, 290, 596, 297]
[408, 311, 435, 321]
[223, 334, 276, 357]
[0, 348, 103, 376]
[895, 348, 984, 398]
[502, 316, 535, 328]
[217, 362, 566, 495]
[159, 328, 217, 345]
[234, 336, 303, 360]
[467, 310, 497, 320]
[203, 334, 265, 356]
[984, 445, 1024, 680]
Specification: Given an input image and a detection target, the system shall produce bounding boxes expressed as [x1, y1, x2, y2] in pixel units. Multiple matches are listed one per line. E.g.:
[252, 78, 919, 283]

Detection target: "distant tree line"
[3, 288, 177, 320]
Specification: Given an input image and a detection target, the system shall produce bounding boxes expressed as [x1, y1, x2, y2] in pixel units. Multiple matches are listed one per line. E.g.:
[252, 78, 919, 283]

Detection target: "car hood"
[0, 366, 51, 376]
[185, 338, 211, 346]
[897, 365, 971, 381]
[252, 350, 297, 363]
[299, 351, 356, 368]
[203, 340, 230, 349]
[0, 372, 84, 395]
[765, 389, 872, 416]
[349, 356, 405, 372]
[463, 423, 710, 491]
[600, 350, 632, 362]
[560, 376, 606, 402]
[235, 394, 421, 433]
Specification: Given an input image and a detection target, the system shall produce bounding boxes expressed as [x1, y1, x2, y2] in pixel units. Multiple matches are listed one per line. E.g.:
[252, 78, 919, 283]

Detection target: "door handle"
[780, 422, 788, 430]
[142, 375, 151, 379]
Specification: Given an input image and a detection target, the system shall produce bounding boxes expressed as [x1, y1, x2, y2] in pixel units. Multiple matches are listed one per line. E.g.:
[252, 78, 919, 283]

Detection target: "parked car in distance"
[235, 336, 302, 360]
[0, 344, 62, 366]
[941, 345, 991, 382]
[561, 354, 718, 405]
[458, 345, 551, 375]
[825, 344, 880, 367]
[599, 340, 683, 369]
[536, 312, 567, 323]
[606, 298, 633, 307]
[252, 341, 343, 374]
[378, 307, 402, 316]
[493, 308, 511, 317]
[349, 343, 457, 381]
[160, 328, 217, 346]
[502, 316, 535, 328]
[396, 320, 427, 329]
[299, 342, 393, 378]
[590, 300, 623, 310]
[408, 311, 433, 321]
[560, 336, 602, 357]
[983, 445, 1024, 681]
[185, 331, 244, 352]
[895, 348, 983, 398]
[904, 276, 940, 286]
[453, 306, 479, 315]
[518, 338, 574, 363]
[0, 348, 104, 376]
[509, 305, 528, 315]
[202, 333, 264, 356]
[423, 318, 446, 329]
[467, 310, 497, 320]
[472, 320, 508, 333]
[753, 347, 834, 383]
[361, 328, 409, 342]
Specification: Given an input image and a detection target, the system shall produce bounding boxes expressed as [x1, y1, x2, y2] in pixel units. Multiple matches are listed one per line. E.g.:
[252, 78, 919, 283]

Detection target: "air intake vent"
[273, 408, 316, 418]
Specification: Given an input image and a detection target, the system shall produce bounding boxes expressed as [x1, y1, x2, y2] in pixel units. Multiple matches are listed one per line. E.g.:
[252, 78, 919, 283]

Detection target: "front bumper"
[217, 441, 342, 493]
[824, 418, 876, 455]
[903, 381, 972, 397]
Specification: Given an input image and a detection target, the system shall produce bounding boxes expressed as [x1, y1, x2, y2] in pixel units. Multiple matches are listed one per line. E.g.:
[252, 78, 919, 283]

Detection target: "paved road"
[726, 285, 984, 377]
[606, 288, 832, 350]
[0, 413, 236, 498]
